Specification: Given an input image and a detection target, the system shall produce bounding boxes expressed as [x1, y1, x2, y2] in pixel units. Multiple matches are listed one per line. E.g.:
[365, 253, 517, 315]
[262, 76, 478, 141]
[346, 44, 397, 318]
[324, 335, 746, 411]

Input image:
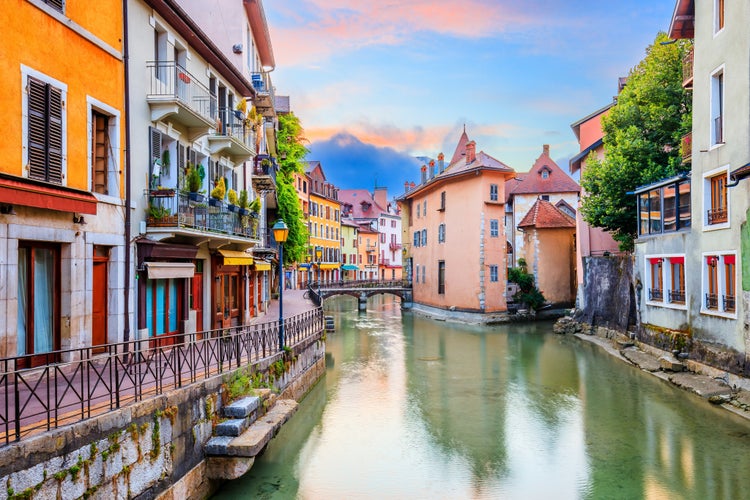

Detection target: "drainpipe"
[727, 162, 750, 188]
[123, 0, 132, 345]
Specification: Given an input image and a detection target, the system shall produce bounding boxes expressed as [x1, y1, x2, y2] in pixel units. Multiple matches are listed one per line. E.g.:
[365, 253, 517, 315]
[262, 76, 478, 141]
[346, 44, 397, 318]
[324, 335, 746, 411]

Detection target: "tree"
[275, 112, 309, 264]
[580, 32, 692, 251]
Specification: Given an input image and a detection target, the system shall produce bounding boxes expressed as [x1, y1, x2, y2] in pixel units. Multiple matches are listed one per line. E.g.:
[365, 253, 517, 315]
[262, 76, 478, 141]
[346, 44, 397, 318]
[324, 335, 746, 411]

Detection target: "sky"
[264, 1, 677, 199]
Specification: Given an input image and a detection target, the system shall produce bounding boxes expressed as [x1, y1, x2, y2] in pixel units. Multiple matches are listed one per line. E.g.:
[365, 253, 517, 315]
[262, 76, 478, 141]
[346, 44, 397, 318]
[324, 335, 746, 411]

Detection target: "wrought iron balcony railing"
[147, 191, 260, 240]
[668, 289, 686, 304]
[707, 207, 728, 225]
[682, 48, 694, 89]
[723, 294, 736, 312]
[705, 293, 719, 310]
[648, 288, 663, 301]
[146, 61, 214, 124]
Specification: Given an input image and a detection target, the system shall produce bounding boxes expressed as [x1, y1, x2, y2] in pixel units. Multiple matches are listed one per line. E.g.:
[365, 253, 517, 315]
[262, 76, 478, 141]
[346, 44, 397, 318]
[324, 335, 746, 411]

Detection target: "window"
[439, 191, 446, 211]
[417, 203, 420, 218]
[91, 110, 110, 194]
[648, 258, 664, 302]
[637, 178, 691, 236]
[303, 180, 307, 193]
[707, 171, 728, 225]
[26, 75, 65, 184]
[489, 265, 498, 282]
[490, 219, 499, 237]
[413, 231, 420, 247]
[490, 184, 498, 201]
[711, 69, 724, 146]
[668, 257, 685, 304]
[42, 0, 64, 13]
[541, 194, 550, 201]
[715, 0, 725, 33]
[438, 223, 445, 243]
[423, 200, 427, 215]
[438, 261, 445, 294]
[391, 220, 396, 228]
[541, 170, 549, 179]
[421, 229, 427, 246]
[703, 253, 736, 315]
[18, 243, 61, 359]
[646, 255, 687, 308]
[380, 233, 386, 244]
[422, 264, 426, 283]
[380, 218, 385, 226]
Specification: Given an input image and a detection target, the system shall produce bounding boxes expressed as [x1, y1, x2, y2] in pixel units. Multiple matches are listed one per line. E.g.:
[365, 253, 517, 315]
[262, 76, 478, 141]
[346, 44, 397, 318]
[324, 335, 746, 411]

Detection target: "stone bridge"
[308, 280, 413, 310]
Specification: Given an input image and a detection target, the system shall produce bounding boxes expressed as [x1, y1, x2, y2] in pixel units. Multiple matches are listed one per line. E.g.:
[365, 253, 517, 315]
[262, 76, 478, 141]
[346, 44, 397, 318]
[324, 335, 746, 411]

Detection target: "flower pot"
[228, 204, 238, 213]
[238, 208, 249, 216]
[188, 192, 204, 203]
[209, 198, 222, 208]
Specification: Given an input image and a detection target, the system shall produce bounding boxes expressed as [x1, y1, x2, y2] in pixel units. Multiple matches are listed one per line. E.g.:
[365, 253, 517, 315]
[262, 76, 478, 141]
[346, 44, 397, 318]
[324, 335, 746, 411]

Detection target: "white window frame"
[702, 164, 730, 231]
[644, 254, 687, 311]
[87, 96, 121, 202]
[710, 65, 725, 149]
[490, 219, 499, 237]
[21, 65, 68, 184]
[714, 0, 725, 35]
[701, 251, 737, 318]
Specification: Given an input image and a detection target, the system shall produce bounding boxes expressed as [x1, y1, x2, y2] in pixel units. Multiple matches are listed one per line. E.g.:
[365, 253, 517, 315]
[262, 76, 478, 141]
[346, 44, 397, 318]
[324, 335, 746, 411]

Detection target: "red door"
[192, 270, 203, 336]
[92, 251, 108, 352]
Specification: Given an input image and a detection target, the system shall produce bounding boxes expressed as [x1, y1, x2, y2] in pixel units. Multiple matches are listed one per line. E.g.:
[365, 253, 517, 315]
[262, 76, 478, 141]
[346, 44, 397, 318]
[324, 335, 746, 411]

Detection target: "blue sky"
[265, 1, 677, 198]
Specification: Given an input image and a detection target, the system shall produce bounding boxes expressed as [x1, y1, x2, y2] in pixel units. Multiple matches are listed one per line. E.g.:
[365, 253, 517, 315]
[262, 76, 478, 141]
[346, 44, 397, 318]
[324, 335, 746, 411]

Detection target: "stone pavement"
[250, 289, 318, 325]
[569, 326, 750, 423]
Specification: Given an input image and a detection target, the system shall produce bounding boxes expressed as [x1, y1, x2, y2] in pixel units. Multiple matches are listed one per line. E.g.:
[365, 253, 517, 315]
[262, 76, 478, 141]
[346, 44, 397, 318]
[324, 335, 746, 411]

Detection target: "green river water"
[214, 296, 750, 499]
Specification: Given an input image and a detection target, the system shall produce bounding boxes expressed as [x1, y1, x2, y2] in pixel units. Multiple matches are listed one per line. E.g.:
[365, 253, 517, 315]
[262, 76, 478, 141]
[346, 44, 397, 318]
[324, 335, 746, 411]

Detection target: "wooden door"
[192, 269, 203, 336]
[249, 274, 256, 317]
[92, 249, 108, 352]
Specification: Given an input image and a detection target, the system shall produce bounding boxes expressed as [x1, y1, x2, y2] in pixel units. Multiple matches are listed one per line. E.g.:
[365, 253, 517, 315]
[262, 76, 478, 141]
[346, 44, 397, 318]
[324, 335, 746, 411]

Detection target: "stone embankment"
[554, 316, 750, 421]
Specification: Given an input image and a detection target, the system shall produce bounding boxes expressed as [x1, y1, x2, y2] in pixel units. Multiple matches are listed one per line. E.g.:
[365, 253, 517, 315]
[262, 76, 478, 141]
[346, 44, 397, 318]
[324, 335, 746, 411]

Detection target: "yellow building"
[0, 0, 127, 359]
[341, 219, 360, 280]
[305, 162, 341, 282]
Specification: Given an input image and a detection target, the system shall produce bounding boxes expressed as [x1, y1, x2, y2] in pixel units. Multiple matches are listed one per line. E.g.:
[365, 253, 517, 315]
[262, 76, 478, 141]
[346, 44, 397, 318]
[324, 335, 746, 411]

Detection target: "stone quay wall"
[0, 333, 325, 500]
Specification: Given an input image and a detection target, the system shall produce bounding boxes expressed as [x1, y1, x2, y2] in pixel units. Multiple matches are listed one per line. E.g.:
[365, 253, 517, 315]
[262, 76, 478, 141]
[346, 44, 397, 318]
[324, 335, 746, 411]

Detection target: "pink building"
[398, 130, 516, 315]
[569, 104, 620, 307]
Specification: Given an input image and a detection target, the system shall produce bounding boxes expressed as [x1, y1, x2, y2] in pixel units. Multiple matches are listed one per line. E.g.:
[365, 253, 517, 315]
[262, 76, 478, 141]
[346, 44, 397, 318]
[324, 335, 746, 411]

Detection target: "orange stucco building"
[0, 0, 127, 358]
[399, 130, 516, 315]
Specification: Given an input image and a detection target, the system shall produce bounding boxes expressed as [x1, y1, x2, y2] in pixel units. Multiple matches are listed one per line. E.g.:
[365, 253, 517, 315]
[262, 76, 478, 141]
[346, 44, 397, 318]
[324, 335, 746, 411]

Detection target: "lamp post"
[272, 219, 289, 350]
[306, 254, 312, 286]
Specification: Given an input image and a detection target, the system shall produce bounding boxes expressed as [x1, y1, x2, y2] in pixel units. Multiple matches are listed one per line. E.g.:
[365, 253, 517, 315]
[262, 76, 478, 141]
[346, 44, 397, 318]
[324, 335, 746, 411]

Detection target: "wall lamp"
[73, 213, 86, 225]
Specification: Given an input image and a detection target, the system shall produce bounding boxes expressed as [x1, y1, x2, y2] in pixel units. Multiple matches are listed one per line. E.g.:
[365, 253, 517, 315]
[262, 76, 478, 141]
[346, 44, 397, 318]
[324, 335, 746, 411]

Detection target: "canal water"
[214, 296, 750, 499]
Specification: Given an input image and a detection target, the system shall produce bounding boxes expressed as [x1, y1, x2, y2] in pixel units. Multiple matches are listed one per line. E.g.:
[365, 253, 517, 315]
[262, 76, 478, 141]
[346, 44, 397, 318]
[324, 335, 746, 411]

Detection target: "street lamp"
[315, 245, 323, 295]
[272, 219, 289, 350]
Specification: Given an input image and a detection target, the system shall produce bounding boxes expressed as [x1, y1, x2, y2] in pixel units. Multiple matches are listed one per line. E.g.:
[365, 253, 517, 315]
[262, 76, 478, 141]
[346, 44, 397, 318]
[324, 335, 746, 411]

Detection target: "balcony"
[389, 242, 402, 251]
[681, 132, 692, 164]
[207, 108, 255, 164]
[146, 191, 260, 243]
[146, 62, 214, 141]
[668, 289, 686, 304]
[252, 154, 277, 192]
[366, 243, 377, 253]
[682, 48, 693, 89]
[707, 207, 728, 225]
[724, 294, 736, 312]
[251, 72, 275, 118]
[705, 293, 718, 310]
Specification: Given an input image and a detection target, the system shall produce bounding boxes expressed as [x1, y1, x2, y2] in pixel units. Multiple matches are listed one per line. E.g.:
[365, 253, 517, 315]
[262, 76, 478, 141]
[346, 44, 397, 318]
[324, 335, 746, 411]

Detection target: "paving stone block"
[224, 396, 260, 418]
[215, 419, 248, 437]
[205, 436, 234, 456]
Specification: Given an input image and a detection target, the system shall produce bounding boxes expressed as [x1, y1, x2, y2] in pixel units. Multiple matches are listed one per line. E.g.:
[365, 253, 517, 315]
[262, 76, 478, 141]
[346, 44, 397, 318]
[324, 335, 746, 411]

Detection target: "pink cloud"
[271, 0, 541, 66]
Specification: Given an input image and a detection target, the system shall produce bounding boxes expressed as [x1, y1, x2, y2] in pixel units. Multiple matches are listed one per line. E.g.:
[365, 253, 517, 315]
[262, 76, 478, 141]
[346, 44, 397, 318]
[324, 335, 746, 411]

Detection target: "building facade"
[398, 131, 516, 314]
[0, 0, 127, 362]
[305, 162, 341, 282]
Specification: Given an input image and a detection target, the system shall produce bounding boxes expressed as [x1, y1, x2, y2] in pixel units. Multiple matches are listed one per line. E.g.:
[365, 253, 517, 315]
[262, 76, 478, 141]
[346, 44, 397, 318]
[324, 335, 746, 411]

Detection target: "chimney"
[429, 160, 436, 179]
[374, 186, 388, 209]
[421, 164, 427, 184]
[466, 141, 476, 164]
[438, 152, 445, 173]
[404, 181, 410, 193]
[410, 182, 415, 190]
[543, 144, 550, 156]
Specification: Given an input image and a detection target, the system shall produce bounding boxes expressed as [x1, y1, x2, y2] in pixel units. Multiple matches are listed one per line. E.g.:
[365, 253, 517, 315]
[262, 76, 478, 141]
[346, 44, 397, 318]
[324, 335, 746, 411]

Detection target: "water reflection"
[215, 295, 750, 499]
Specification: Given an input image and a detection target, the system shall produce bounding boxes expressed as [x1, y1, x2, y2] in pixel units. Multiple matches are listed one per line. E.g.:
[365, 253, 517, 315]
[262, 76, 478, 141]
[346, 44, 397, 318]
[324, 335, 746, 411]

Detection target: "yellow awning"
[218, 249, 253, 265]
[144, 262, 195, 279]
[254, 262, 271, 271]
[320, 263, 340, 270]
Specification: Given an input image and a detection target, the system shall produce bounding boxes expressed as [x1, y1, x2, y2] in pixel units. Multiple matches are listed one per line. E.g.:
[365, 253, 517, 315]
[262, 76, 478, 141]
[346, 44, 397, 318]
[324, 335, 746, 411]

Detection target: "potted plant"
[249, 196, 261, 217]
[227, 188, 239, 212]
[161, 149, 170, 177]
[210, 177, 226, 207]
[186, 164, 204, 202]
[238, 189, 250, 216]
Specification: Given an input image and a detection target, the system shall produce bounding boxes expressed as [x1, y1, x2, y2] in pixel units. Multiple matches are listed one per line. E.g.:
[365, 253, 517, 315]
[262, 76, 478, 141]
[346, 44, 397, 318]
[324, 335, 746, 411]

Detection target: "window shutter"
[28, 77, 63, 184]
[149, 127, 161, 174]
[28, 78, 47, 181]
[92, 111, 109, 194]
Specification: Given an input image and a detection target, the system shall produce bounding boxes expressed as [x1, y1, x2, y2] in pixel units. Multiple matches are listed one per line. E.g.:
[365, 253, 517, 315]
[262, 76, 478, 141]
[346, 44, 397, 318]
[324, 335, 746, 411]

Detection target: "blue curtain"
[33, 248, 54, 353]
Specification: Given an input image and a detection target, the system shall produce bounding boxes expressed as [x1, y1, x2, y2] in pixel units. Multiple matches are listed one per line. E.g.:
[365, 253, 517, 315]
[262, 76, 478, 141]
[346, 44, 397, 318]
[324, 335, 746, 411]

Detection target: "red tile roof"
[449, 127, 470, 165]
[506, 145, 579, 199]
[517, 199, 576, 229]
[338, 189, 388, 219]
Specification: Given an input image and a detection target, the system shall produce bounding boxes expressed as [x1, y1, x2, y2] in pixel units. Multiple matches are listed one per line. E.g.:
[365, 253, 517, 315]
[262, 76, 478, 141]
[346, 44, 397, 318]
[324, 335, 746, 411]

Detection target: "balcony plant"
[249, 196, 261, 217]
[210, 177, 226, 207]
[238, 189, 250, 216]
[185, 164, 204, 202]
[227, 189, 239, 212]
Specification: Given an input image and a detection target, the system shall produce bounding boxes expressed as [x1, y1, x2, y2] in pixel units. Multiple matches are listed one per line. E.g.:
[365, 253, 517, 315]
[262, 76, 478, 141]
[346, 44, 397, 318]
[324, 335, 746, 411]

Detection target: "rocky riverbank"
[554, 316, 750, 423]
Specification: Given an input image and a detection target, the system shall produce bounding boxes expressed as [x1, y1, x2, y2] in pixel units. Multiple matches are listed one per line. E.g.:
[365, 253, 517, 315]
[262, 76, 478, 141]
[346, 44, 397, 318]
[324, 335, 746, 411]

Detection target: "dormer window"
[540, 166, 551, 179]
